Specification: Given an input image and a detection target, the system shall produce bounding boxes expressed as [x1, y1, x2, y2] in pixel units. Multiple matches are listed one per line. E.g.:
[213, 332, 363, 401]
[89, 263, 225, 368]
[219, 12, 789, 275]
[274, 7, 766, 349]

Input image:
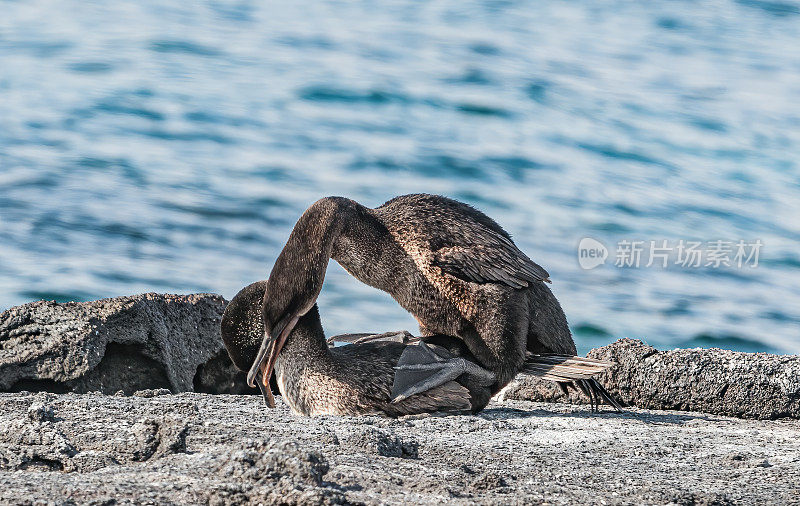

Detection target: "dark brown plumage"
[222, 281, 487, 416]
[249, 194, 601, 412]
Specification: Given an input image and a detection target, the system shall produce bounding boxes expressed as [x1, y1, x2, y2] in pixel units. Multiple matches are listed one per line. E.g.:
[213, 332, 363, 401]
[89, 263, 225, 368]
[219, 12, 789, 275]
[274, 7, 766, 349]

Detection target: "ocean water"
[1, 0, 799, 355]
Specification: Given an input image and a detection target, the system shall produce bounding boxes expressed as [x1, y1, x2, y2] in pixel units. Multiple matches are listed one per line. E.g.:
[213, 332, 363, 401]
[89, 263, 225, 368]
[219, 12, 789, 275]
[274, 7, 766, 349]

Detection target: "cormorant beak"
[246, 312, 300, 409]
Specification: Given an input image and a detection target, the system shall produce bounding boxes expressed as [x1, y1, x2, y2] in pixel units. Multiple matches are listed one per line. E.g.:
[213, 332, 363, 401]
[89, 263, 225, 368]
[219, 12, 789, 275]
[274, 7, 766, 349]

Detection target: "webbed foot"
[391, 342, 495, 403]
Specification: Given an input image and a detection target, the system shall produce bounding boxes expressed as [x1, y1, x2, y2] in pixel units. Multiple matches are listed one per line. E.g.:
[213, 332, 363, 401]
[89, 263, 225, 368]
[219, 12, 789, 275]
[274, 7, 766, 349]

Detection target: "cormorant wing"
[432, 227, 550, 289]
[330, 342, 472, 416]
[326, 331, 416, 346]
[380, 194, 550, 288]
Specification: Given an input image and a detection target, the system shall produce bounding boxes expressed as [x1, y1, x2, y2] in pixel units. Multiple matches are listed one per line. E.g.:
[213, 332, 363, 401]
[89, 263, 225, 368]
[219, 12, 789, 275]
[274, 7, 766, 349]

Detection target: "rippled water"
[1, 0, 799, 354]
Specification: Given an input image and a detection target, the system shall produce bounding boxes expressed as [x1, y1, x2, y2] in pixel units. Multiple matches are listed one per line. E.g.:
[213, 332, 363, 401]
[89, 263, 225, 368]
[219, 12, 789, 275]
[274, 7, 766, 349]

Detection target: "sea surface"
[1, 0, 799, 354]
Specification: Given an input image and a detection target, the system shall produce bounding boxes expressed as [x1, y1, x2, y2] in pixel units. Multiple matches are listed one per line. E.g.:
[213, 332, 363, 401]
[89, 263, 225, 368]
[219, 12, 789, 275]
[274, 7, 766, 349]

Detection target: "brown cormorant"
[223, 281, 492, 415]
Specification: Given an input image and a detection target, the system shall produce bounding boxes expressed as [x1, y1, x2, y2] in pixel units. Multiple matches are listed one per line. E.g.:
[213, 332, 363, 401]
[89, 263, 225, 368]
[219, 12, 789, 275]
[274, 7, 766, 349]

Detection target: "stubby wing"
[432, 230, 550, 289]
[330, 342, 471, 416]
[378, 194, 550, 289]
[389, 381, 472, 416]
[326, 331, 416, 346]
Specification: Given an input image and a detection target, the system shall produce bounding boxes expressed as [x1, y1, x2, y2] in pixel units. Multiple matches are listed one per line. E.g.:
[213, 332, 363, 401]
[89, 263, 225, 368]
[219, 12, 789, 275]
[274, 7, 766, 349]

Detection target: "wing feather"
[433, 238, 549, 288]
[379, 194, 551, 289]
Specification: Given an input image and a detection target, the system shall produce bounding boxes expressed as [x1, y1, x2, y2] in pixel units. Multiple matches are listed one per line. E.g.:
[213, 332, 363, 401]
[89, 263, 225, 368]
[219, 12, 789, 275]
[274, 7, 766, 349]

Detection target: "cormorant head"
[221, 281, 268, 374]
[223, 279, 323, 408]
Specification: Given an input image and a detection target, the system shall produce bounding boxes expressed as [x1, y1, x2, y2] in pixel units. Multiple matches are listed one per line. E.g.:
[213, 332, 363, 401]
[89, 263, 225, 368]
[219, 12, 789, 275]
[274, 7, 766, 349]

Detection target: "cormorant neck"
[279, 305, 331, 359]
[264, 197, 360, 325]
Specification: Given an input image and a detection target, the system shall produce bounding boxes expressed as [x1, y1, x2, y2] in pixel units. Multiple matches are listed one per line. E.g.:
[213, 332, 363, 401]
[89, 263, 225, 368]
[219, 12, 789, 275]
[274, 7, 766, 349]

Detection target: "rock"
[212, 438, 343, 505]
[133, 388, 173, 398]
[0, 293, 250, 395]
[470, 471, 508, 491]
[502, 338, 800, 420]
[1, 392, 798, 504]
[0, 393, 76, 472]
[27, 399, 58, 422]
[128, 418, 189, 461]
[194, 348, 255, 395]
[341, 426, 419, 458]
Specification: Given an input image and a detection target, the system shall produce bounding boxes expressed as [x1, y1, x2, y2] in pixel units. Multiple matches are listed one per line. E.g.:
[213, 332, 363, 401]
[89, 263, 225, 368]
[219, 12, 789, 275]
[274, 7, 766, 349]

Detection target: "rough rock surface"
[0, 392, 798, 505]
[4, 294, 799, 421]
[0, 294, 250, 395]
[502, 338, 800, 420]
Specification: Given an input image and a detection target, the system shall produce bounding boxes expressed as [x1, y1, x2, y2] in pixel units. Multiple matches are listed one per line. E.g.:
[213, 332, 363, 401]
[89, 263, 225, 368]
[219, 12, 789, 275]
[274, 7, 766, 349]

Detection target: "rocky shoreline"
[2, 293, 798, 420]
[1, 294, 799, 504]
[1, 392, 798, 505]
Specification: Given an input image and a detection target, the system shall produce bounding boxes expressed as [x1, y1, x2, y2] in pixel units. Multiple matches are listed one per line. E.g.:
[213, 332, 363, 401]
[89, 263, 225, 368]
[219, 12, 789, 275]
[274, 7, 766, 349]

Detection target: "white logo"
[578, 237, 608, 270]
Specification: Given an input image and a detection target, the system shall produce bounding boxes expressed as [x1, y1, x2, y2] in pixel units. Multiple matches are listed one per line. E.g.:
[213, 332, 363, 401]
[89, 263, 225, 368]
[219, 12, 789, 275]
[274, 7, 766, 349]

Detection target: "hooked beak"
[246, 313, 300, 409]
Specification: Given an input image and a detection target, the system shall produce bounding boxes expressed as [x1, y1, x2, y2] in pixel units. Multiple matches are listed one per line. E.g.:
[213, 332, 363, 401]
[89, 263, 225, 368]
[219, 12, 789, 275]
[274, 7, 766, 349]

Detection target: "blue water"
[1, 0, 799, 354]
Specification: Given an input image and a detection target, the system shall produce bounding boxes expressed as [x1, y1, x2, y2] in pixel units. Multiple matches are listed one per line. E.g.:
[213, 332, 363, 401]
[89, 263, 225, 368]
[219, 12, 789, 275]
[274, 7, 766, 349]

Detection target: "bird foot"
[390, 342, 495, 403]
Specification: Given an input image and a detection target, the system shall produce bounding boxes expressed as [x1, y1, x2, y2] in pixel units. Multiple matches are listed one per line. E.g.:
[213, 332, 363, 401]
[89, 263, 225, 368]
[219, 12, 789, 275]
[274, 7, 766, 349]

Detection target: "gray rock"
[502, 338, 800, 420]
[0, 293, 250, 395]
[1, 392, 798, 505]
[341, 426, 419, 458]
